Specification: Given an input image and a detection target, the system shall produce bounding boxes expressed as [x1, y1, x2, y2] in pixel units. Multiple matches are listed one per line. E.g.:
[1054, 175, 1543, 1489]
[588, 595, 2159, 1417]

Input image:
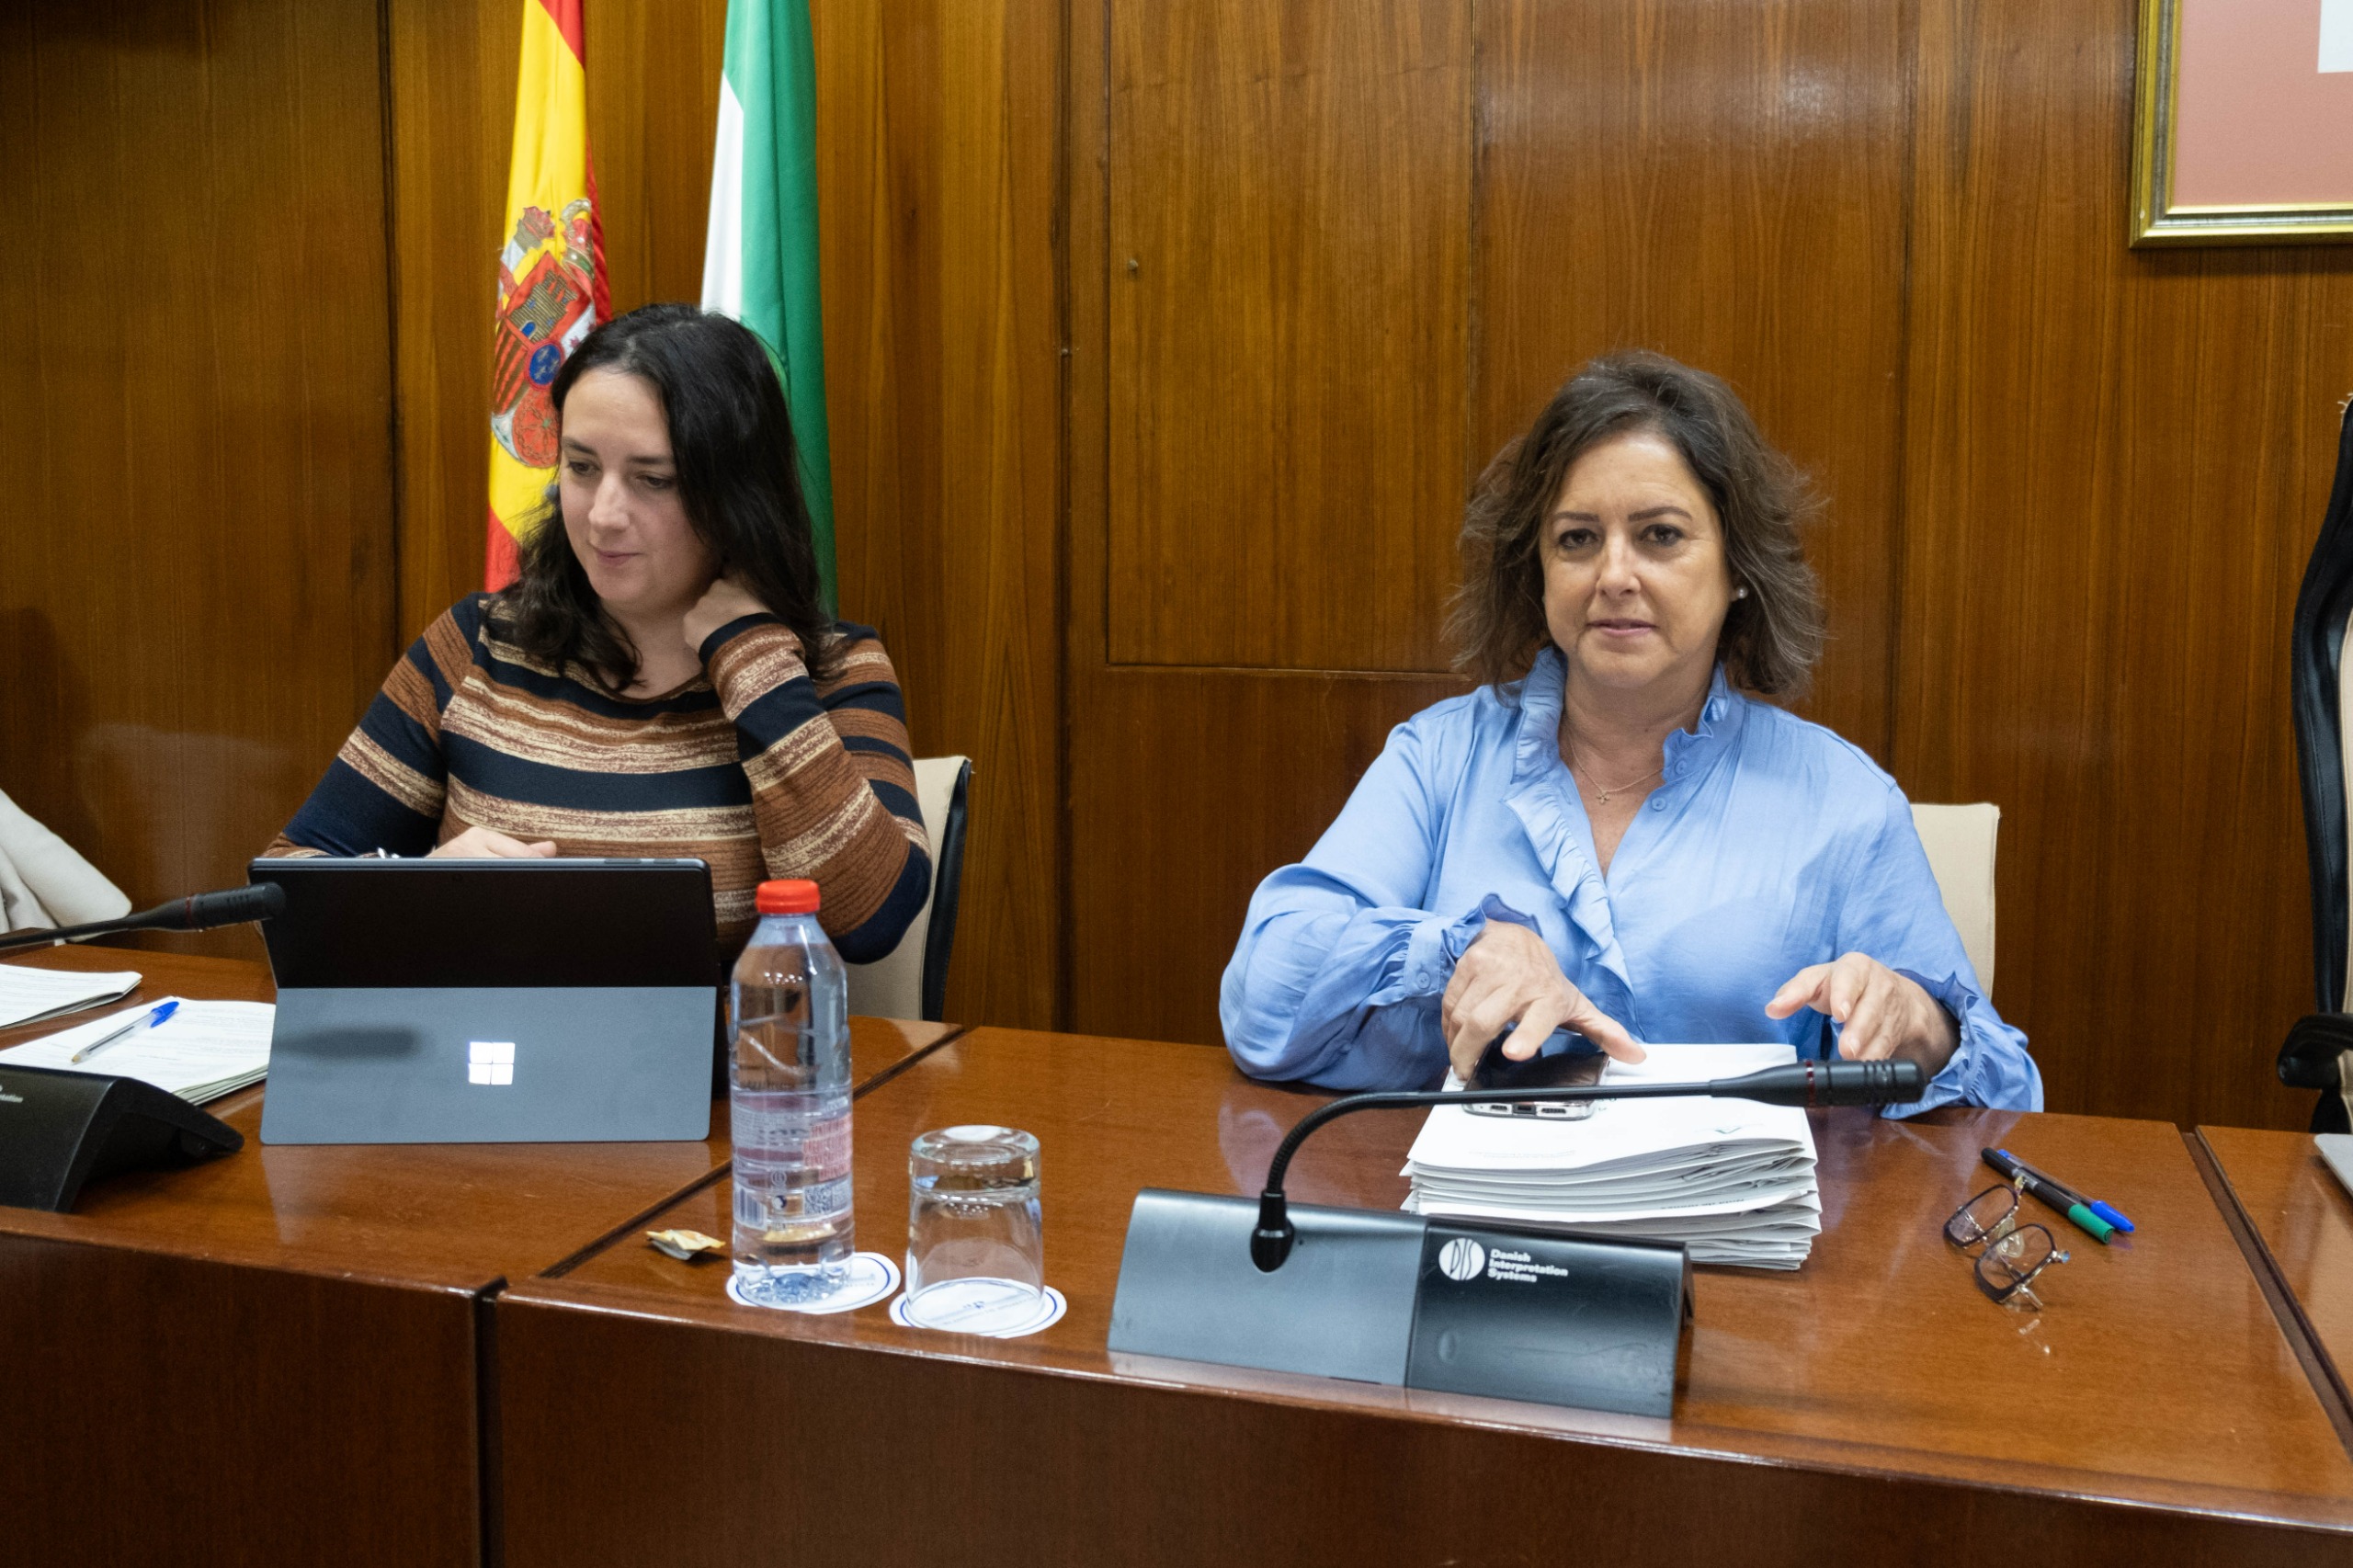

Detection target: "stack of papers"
[0, 997, 274, 1105]
[1403, 1042, 1822, 1269]
[0, 964, 142, 1028]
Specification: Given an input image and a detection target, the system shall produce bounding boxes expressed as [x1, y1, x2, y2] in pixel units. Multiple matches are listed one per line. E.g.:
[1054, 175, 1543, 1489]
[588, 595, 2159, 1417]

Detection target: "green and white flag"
[702, 0, 836, 609]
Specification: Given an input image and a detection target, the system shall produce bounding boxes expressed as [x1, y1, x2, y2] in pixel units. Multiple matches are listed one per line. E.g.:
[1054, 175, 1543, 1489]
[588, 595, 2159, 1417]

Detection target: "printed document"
[0, 965, 142, 1029]
[0, 998, 272, 1105]
[1404, 1042, 1821, 1268]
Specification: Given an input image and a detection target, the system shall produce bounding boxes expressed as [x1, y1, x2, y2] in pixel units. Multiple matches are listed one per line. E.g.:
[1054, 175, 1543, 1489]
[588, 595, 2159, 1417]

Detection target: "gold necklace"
[1564, 730, 1665, 806]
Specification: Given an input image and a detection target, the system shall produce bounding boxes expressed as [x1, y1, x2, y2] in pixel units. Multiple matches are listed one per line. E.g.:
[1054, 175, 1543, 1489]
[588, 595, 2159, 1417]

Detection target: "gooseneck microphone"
[0, 882, 289, 957]
[1247, 1057, 1926, 1272]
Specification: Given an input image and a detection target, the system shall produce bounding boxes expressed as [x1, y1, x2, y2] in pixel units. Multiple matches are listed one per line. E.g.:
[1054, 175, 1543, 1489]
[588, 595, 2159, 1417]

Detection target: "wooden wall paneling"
[1106, 0, 1472, 673]
[1065, 667, 1462, 1044]
[1900, 0, 2353, 1129]
[386, 0, 515, 642]
[584, 0, 728, 312]
[813, 0, 1065, 1030]
[0, 2, 396, 957]
[1073, 3, 1468, 1050]
[1070, 0, 1910, 1047]
[1474, 0, 1913, 759]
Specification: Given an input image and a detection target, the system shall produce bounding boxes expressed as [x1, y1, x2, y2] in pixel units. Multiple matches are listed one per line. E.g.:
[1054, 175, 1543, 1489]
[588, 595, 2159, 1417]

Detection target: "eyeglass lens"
[1976, 1223, 2065, 1305]
[1944, 1185, 2018, 1254]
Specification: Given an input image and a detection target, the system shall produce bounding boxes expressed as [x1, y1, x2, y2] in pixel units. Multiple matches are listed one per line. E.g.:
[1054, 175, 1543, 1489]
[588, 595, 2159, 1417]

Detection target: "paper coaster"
[890, 1281, 1068, 1338]
[725, 1252, 901, 1314]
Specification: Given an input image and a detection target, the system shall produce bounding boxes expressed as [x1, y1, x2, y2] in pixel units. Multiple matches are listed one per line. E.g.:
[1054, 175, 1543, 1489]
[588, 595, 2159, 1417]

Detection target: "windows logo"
[468, 1041, 517, 1085]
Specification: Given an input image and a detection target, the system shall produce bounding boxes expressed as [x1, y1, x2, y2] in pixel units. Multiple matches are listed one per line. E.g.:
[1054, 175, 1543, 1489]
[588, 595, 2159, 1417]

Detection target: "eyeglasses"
[1944, 1184, 2069, 1310]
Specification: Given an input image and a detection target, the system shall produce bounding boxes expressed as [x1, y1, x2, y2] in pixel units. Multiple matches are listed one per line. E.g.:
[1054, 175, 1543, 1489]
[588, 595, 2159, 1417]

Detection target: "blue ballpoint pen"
[71, 998, 180, 1064]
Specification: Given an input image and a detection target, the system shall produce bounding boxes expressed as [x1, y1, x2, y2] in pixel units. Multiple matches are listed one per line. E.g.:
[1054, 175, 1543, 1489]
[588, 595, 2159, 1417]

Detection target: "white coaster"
[725, 1252, 901, 1314]
[890, 1281, 1069, 1338]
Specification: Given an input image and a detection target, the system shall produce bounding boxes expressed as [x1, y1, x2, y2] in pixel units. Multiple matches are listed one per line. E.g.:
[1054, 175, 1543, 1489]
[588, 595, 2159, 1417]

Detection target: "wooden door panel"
[1107, 0, 1472, 675]
[1475, 0, 1910, 757]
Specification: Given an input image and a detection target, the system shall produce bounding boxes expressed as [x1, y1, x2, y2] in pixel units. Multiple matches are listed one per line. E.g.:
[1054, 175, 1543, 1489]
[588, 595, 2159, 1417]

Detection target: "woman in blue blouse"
[1220, 353, 2040, 1114]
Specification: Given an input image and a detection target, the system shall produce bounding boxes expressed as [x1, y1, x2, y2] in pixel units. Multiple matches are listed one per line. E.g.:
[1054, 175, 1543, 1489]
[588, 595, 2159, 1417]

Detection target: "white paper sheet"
[1402, 1042, 1823, 1269]
[0, 964, 142, 1028]
[0, 997, 273, 1104]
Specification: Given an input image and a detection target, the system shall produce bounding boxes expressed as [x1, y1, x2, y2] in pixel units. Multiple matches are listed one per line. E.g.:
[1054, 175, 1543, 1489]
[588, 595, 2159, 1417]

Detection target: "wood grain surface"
[494, 1025, 2353, 1565]
[0, 948, 956, 1566]
[1474, 0, 1911, 758]
[2200, 1124, 2353, 1444]
[0, 1, 397, 966]
[384, 0, 521, 640]
[1108, 0, 1472, 674]
[1894, 0, 2350, 1131]
[812, 0, 1065, 1033]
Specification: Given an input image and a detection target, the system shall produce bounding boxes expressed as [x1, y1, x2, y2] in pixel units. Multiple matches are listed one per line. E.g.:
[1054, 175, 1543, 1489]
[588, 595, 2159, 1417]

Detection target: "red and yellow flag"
[485, 0, 608, 590]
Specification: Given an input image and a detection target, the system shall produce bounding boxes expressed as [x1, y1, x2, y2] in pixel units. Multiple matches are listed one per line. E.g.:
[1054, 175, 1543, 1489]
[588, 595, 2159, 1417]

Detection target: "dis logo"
[1438, 1237, 1486, 1282]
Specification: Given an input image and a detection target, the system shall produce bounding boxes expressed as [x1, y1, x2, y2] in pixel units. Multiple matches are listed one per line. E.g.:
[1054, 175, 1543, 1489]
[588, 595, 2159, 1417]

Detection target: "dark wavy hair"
[1448, 351, 1824, 697]
[498, 303, 839, 691]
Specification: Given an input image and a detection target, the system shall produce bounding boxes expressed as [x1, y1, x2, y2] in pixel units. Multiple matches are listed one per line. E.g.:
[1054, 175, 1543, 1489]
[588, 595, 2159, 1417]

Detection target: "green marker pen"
[1983, 1147, 2115, 1244]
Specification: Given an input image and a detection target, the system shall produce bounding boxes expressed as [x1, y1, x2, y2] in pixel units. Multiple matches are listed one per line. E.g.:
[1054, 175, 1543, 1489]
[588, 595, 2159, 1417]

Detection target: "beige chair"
[1910, 801, 1998, 1000]
[845, 756, 972, 1022]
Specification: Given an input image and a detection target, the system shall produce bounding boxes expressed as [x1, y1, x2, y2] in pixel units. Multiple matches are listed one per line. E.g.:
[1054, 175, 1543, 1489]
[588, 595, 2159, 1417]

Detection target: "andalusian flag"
[486, 0, 608, 590]
[701, 0, 837, 608]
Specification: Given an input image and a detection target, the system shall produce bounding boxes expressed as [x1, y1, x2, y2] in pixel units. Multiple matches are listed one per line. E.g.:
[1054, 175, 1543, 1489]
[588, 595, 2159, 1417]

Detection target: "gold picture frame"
[2131, 0, 2353, 246]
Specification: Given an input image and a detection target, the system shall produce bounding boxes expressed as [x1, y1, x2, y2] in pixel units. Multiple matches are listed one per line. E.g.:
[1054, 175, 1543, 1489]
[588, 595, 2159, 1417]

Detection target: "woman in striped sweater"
[267, 304, 931, 965]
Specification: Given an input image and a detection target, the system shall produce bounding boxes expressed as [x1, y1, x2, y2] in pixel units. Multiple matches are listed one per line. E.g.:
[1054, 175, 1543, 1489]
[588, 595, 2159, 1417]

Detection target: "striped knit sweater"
[266, 594, 930, 964]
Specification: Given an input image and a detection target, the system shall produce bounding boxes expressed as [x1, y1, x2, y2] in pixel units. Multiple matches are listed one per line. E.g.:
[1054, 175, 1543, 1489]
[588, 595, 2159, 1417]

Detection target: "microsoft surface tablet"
[248, 858, 719, 1145]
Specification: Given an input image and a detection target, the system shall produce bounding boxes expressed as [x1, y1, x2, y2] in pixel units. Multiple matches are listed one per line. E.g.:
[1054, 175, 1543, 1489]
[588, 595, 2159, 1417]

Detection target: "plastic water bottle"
[730, 879, 853, 1304]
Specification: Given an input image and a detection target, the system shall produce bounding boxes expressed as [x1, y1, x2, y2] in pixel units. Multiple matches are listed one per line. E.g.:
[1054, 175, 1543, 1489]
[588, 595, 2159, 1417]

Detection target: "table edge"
[2188, 1127, 2353, 1457]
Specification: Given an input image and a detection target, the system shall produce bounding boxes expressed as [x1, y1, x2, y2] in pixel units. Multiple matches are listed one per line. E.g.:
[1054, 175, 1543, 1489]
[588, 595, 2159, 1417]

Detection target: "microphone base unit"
[1108, 1188, 1691, 1418]
[0, 1064, 244, 1212]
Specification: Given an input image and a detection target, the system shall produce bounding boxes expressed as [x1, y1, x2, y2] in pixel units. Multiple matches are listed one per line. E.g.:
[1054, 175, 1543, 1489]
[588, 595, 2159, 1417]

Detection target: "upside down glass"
[904, 1126, 1042, 1332]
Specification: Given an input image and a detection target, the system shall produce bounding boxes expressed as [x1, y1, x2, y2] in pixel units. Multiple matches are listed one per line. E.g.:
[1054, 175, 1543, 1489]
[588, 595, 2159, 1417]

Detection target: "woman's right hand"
[1439, 919, 1644, 1082]
[428, 825, 558, 859]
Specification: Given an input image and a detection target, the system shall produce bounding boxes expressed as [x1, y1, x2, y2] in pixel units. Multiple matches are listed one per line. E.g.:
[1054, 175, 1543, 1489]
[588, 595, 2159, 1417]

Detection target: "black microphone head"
[171, 882, 288, 931]
[1863, 1054, 1919, 1092]
[1817, 1059, 1924, 1105]
[1715, 1059, 1926, 1108]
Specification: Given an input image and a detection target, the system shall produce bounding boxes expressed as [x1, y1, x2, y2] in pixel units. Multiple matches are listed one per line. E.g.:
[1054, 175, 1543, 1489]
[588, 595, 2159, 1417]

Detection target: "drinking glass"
[904, 1126, 1042, 1333]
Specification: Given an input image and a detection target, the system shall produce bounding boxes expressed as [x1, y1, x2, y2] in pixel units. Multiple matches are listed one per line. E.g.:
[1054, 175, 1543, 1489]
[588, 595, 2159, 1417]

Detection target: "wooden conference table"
[2199, 1126, 2353, 1450]
[8, 949, 2353, 1566]
[0, 947, 950, 1568]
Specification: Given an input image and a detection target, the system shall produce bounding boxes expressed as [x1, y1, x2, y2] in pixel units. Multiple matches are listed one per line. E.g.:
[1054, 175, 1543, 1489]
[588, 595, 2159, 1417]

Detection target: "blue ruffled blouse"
[1219, 648, 2042, 1115]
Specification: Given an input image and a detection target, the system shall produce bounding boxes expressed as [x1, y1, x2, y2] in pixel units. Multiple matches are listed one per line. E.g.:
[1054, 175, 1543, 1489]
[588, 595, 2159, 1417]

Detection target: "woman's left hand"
[683, 574, 772, 655]
[1764, 952, 1960, 1078]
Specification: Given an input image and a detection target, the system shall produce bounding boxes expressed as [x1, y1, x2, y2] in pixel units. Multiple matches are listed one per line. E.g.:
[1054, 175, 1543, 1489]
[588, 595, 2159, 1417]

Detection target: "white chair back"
[1910, 801, 1999, 1000]
[845, 756, 971, 1021]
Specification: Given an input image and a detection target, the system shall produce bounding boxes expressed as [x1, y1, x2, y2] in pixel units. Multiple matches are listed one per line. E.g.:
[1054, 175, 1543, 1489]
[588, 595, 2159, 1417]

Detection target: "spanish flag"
[485, 0, 608, 591]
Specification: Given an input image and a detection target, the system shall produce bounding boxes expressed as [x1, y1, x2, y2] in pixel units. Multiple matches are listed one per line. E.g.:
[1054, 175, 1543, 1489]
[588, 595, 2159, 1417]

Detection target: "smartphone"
[1466, 1030, 1607, 1119]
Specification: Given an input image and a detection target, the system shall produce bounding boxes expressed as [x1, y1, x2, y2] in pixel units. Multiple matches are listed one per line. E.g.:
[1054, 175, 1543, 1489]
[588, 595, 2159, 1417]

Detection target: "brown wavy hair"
[1448, 351, 1824, 697]
[496, 303, 841, 693]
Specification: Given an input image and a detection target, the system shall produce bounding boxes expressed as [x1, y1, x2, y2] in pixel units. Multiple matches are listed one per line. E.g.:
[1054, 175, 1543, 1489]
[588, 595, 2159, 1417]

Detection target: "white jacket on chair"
[0, 788, 129, 932]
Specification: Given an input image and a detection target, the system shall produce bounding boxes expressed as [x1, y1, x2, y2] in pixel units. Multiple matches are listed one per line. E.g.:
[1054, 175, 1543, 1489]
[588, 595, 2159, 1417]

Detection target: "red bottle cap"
[755, 879, 821, 915]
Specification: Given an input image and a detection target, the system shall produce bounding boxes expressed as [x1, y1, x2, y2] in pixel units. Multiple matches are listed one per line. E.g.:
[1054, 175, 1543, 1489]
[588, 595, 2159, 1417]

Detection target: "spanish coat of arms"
[491, 199, 599, 471]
